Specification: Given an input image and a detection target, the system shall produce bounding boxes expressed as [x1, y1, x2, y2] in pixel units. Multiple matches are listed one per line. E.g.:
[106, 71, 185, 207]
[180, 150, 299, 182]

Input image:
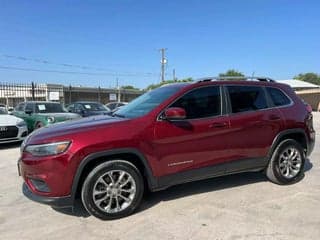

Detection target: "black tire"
[266, 139, 305, 185]
[81, 160, 144, 220]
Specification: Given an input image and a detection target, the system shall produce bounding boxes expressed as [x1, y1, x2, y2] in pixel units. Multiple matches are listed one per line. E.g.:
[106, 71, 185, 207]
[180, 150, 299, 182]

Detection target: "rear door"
[153, 86, 234, 176]
[225, 85, 283, 164]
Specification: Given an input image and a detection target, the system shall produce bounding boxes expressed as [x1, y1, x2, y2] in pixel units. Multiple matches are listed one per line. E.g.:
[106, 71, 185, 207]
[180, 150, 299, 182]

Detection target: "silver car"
[0, 108, 28, 144]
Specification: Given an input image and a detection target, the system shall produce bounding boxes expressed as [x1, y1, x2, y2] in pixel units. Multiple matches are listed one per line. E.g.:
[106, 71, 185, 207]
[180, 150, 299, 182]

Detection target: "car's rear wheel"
[81, 160, 144, 220]
[266, 139, 305, 184]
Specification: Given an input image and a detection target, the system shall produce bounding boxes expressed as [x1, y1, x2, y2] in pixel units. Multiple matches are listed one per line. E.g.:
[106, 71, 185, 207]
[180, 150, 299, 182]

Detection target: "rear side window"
[227, 86, 268, 113]
[267, 87, 291, 106]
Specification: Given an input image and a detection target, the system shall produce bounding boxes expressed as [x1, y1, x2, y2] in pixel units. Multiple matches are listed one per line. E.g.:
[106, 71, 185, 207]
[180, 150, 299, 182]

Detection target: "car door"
[23, 103, 37, 130]
[13, 102, 35, 131]
[225, 85, 283, 165]
[153, 86, 234, 176]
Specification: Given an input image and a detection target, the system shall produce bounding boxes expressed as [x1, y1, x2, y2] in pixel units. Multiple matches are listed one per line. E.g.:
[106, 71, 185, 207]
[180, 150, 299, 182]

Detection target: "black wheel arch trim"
[70, 148, 158, 203]
[268, 128, 310, 158]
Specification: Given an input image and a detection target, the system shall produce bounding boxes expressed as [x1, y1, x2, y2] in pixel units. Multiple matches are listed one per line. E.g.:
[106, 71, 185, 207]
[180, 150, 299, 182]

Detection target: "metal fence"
[0, 82, 143, 108]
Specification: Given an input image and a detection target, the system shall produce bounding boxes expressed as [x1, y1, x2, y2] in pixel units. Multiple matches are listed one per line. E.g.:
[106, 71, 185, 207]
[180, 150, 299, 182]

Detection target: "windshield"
[82, 103, 109, 111]
[115, 85, 183, 119]
[35, 103, 66, 113]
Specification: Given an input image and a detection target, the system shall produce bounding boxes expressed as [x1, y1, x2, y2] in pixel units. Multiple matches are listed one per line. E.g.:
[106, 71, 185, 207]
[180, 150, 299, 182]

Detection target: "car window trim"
[265, 86, 294, 108]
[157, 85, 224, 121]
[224, 84, 294, 116]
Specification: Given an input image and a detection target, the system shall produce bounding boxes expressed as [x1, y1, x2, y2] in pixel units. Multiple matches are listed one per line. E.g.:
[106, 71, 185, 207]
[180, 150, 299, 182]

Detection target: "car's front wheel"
[81, 160, 144, 220]
[266, 139, 305, 184]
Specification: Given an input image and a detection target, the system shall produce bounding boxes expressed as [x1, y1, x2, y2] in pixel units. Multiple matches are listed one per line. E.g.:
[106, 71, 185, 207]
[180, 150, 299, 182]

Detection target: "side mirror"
[25, 109, 33, 115]
[164, 107, 186, 120]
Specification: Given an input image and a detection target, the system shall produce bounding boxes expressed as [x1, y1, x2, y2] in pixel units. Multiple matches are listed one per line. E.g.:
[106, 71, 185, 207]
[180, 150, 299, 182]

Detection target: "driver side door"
[153, 86, 233, 177]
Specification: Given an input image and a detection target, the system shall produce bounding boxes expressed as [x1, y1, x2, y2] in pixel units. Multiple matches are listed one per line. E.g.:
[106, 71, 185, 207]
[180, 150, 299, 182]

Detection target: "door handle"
[209, 122, 228, 128]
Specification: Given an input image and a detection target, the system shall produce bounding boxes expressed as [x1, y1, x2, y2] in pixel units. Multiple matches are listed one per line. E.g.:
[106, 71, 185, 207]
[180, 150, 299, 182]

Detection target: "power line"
[1, 54, 157, 76]
[0, 65, 156, 77]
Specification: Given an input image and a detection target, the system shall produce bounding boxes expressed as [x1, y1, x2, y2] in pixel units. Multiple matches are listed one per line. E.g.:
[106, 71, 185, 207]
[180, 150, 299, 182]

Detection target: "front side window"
[170, 86, 221, 119]
[25, 103, 34, 112]
[267, 87, 291, 106]
[227, 86, 268, 113]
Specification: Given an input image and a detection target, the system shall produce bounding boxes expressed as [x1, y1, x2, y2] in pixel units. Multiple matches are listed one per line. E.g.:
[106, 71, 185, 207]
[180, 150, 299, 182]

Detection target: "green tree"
[121, 85, 140, 90]
[145, 78, 193, 90]
[294, 73, 320, 85]
[219, 69, 245, 78]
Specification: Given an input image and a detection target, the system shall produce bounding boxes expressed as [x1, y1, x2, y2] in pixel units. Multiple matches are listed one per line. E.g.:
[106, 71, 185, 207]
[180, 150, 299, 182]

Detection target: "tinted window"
[81, 102, 108, 111]
[25, 103, 34, 112]
[75, 103, 84, 111]
[171, 86, 221, 119]
[106, 102, 117, 110]
[67, 104, 74, 111]
[16, 103, 25, 111]
[227, 86, 267, 113]
[34, 103, 65, 113]
[267, 87, 291, 106]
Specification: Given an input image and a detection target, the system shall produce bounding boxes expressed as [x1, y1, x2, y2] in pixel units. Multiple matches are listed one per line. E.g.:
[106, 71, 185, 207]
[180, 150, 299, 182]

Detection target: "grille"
[0, 126, 19, 139]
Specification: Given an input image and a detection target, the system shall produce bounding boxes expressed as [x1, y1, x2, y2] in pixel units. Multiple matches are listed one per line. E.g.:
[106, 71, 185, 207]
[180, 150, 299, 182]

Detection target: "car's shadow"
[52, 158, 313, 218]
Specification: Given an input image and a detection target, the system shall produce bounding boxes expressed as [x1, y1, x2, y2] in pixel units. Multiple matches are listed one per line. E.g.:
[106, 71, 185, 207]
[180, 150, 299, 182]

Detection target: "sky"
[0, 0, 319, 89]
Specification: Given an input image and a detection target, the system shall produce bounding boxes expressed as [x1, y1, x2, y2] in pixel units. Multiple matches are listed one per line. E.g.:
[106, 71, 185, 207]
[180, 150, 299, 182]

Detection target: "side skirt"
[152, 157, 268, 191]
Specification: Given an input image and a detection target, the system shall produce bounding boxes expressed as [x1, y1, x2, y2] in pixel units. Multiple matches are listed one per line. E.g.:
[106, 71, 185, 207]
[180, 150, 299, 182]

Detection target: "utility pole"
[159, 48, 167, 82]
[116, 78, 121, 102]
[173, 68, 176, 81]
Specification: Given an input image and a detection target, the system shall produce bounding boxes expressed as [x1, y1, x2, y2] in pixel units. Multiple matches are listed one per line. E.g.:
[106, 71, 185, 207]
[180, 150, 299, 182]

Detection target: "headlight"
[24, 141, 71, 156]
[17, 121, 27, 127]
[47, 116, 55, 123]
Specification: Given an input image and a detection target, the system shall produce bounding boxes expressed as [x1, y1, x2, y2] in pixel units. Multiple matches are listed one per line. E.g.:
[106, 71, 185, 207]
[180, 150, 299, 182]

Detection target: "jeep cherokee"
[18, 77, 315, 220]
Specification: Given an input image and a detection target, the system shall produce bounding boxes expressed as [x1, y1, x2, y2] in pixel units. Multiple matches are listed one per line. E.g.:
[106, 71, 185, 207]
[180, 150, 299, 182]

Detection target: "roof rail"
[196, 76, 275, 83]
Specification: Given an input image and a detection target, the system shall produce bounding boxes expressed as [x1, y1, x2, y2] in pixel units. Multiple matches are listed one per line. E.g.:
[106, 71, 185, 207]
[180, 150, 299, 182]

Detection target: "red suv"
[18, 77, 315, 220]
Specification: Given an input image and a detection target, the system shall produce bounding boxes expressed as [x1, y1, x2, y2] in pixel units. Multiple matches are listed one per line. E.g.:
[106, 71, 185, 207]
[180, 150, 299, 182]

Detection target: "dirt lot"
[1, 113, 319, 240]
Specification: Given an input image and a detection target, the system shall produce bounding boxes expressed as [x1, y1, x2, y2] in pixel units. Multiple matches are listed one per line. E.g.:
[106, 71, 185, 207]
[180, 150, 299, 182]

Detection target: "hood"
[27, 115, 127, 143]
[0, 114, 25, 126]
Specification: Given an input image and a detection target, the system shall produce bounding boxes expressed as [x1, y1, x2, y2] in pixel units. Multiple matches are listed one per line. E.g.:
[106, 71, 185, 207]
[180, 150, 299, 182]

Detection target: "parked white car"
[0, 108, 28, 144]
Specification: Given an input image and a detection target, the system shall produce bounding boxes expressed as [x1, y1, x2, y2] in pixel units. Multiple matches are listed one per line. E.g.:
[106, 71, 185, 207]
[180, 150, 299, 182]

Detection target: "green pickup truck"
[13, 101, 81, 131]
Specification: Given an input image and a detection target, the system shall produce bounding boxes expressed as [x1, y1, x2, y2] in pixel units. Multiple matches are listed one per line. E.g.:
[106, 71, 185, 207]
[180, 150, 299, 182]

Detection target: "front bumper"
[22, 183, 73, 208]
[0, 125, 28, 144]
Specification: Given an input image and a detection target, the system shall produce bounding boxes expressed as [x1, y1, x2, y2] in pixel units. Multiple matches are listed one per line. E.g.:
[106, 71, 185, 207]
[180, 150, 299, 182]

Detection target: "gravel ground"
[0, 113, 319, 240]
